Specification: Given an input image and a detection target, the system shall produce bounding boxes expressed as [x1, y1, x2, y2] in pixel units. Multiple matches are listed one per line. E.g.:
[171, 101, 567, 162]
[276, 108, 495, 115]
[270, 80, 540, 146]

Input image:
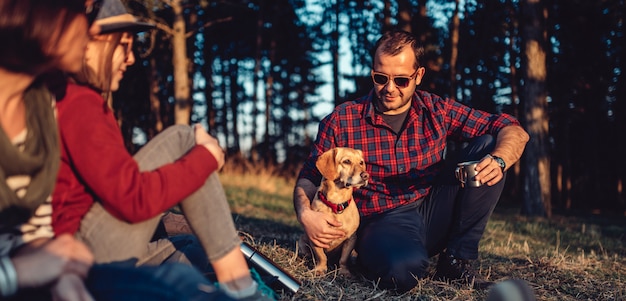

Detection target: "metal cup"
[455, 160, 482, 187]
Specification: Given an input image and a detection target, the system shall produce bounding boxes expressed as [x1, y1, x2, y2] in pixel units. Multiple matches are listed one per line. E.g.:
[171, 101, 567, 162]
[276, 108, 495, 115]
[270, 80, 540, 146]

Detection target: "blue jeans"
[355, 135, 505, 292]
[86, 261, 235, 301]
[4, 262, 233, 301]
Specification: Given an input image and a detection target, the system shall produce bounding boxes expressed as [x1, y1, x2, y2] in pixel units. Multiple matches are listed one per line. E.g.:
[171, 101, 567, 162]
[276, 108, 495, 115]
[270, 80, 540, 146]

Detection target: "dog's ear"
[316, 148, 339, 180]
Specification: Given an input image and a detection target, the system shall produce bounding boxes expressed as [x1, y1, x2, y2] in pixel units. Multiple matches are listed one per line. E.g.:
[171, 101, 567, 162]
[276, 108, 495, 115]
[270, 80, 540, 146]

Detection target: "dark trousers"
[6, 261, 234, 301]
[354, 135, 505, 293]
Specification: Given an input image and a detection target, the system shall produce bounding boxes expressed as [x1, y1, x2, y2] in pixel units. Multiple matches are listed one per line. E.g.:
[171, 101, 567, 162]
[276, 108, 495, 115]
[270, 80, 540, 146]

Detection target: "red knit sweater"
[52, 83, 217, 235]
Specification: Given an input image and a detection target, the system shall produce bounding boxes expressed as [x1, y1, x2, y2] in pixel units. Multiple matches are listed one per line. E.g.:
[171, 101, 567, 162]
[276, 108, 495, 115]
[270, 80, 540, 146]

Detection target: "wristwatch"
[491, 155, 506, 172]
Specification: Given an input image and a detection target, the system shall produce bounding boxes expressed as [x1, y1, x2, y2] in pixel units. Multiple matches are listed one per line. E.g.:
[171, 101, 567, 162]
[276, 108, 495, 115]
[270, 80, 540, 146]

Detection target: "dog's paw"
[338, 265, 355, 278]
[313, 265, 328, 276]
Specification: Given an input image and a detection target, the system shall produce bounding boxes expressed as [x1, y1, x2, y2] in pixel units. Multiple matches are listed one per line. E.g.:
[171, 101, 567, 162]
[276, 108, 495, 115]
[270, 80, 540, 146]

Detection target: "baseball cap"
[95, 0, 155, 34]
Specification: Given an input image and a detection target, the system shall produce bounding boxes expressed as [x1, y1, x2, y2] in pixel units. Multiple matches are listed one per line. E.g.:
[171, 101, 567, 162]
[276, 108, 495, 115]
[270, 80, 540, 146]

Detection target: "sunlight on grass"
[219, 160, 296, 197]
[219, 169, 626, 300]
[219, 166, 299, 227]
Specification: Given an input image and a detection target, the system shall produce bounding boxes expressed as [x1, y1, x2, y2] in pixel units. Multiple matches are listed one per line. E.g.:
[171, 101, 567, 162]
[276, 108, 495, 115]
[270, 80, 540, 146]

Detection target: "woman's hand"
[194, 124, 225, 170]
[51, 273, 95, 301]
[12, 234, 94, 289]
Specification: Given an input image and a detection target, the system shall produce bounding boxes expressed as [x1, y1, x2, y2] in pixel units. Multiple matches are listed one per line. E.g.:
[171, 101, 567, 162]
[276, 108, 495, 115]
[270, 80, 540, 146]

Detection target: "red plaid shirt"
[298, 89, 520, 217]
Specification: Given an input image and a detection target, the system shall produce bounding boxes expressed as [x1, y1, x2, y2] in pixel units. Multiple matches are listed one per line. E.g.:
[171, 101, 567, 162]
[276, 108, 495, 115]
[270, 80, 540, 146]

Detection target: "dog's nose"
[361, 172, 369, 181]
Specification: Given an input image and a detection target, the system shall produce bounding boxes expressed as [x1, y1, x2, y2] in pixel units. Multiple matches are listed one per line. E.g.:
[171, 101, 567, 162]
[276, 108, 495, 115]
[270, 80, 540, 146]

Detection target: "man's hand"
[474, 154, 504, 186]
[194, 124, 225, 170]
[474, 125, 529, 186]
[299, 208, 346, 249]
[12, 234, 94, 289]
[294, 179, 346, 249]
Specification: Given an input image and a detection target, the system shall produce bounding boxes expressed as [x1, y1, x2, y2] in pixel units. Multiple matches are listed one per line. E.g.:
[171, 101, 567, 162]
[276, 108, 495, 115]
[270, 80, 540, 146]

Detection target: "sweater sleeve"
[57, 86, 218, 223]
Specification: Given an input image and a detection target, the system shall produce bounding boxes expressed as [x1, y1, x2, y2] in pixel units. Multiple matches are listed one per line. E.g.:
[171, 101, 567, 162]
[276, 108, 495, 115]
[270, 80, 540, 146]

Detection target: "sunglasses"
[118, 34, 135, 60]
[92, 34, 134, 60]
[85, 0, 103, 27]
[371, 70, 418, 88]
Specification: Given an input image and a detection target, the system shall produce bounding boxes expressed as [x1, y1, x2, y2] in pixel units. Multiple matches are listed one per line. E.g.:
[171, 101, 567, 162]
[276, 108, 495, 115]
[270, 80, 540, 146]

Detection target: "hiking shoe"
[244, 268, 278, 301]
[216, 269, 277, 301]
[233, 285, 275, 301]
[433, 252, 493, 289]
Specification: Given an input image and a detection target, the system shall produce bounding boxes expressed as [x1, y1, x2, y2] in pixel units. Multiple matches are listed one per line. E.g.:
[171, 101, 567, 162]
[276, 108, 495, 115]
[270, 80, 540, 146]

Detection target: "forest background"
[114, 0, 626, 219]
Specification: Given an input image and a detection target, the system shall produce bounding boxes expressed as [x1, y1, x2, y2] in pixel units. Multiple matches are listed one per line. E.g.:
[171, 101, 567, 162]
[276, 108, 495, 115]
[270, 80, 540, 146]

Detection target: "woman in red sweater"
[52, 1, 274, 300]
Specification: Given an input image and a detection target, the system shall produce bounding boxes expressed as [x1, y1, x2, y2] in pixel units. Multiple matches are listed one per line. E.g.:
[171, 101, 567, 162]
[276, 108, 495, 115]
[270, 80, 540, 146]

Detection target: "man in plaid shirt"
[293, 30, 529, 292]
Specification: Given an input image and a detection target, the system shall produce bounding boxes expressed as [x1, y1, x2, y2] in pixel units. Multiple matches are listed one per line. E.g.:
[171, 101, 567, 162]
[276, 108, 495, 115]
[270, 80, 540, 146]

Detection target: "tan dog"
[300, 147, 369, 276]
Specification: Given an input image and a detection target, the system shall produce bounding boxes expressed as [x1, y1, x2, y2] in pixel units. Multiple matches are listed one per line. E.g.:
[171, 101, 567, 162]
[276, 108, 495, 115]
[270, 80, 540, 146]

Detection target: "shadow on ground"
[232, 214, 303, 252]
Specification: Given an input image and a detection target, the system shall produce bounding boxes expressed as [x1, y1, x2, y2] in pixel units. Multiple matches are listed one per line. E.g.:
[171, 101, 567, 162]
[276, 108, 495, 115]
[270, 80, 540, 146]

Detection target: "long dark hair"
[0, 0, 85, 75]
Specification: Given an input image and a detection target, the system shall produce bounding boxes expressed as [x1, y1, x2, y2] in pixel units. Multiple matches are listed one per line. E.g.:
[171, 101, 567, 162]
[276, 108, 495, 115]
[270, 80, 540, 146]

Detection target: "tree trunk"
[397, 0, 412, 32]
[229, 69, 241, 155]
[263, 37, 276, 165]
[251, 0, 263, 162]
[449, 0, 460, 99]
[332, 0, 341, 106]
[204, 61, 215, 134]
[507, 0, 522, 197]
[221, 60, 230, 147]
[521, 0, 550, 217]
[171, 0, 191, 125]
[149, 57, 163, 134]
[413, 2, 429, 45]
[383, 0, 392, 31]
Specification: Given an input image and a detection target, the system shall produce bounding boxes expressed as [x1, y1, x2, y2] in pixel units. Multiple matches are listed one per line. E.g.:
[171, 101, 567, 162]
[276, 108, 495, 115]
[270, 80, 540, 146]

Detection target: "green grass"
[218, 168, 626, 301]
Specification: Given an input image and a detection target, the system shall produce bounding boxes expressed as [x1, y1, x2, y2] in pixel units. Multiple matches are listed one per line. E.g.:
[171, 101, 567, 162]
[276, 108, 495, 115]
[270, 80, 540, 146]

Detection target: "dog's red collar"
[317, 191, 351, 214]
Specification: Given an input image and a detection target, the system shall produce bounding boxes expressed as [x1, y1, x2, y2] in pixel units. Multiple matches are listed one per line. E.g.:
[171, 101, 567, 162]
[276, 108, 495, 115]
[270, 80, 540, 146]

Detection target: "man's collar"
[364, 89, 426, 122]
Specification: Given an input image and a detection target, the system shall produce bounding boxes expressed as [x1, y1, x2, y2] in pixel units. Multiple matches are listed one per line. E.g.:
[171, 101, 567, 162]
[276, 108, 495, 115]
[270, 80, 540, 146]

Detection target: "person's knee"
[458, 134, 496, 162]
[395, 255, 429, 292]
[162, 124, 191, 134]
[162, 124, 195, 144]
[372, 254, 430, 293]
[472, 134, 495, 150]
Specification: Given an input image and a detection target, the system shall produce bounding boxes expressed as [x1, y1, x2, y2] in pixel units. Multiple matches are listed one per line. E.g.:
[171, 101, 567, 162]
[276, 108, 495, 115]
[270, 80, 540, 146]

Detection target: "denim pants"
[76, 125, 241, 269]
[5, 262, 234, 301]
[355, 135, 505, 292]
[86, 261, 235, 301]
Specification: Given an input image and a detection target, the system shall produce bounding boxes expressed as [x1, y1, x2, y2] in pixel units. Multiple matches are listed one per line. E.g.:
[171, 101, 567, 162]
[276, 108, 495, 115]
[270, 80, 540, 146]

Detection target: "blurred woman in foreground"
[0, 1, 94, 299]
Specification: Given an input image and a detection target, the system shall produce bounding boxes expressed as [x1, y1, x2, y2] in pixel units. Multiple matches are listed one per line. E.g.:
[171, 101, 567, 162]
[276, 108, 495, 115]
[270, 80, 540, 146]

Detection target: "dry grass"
[218, 166, 626, 301]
